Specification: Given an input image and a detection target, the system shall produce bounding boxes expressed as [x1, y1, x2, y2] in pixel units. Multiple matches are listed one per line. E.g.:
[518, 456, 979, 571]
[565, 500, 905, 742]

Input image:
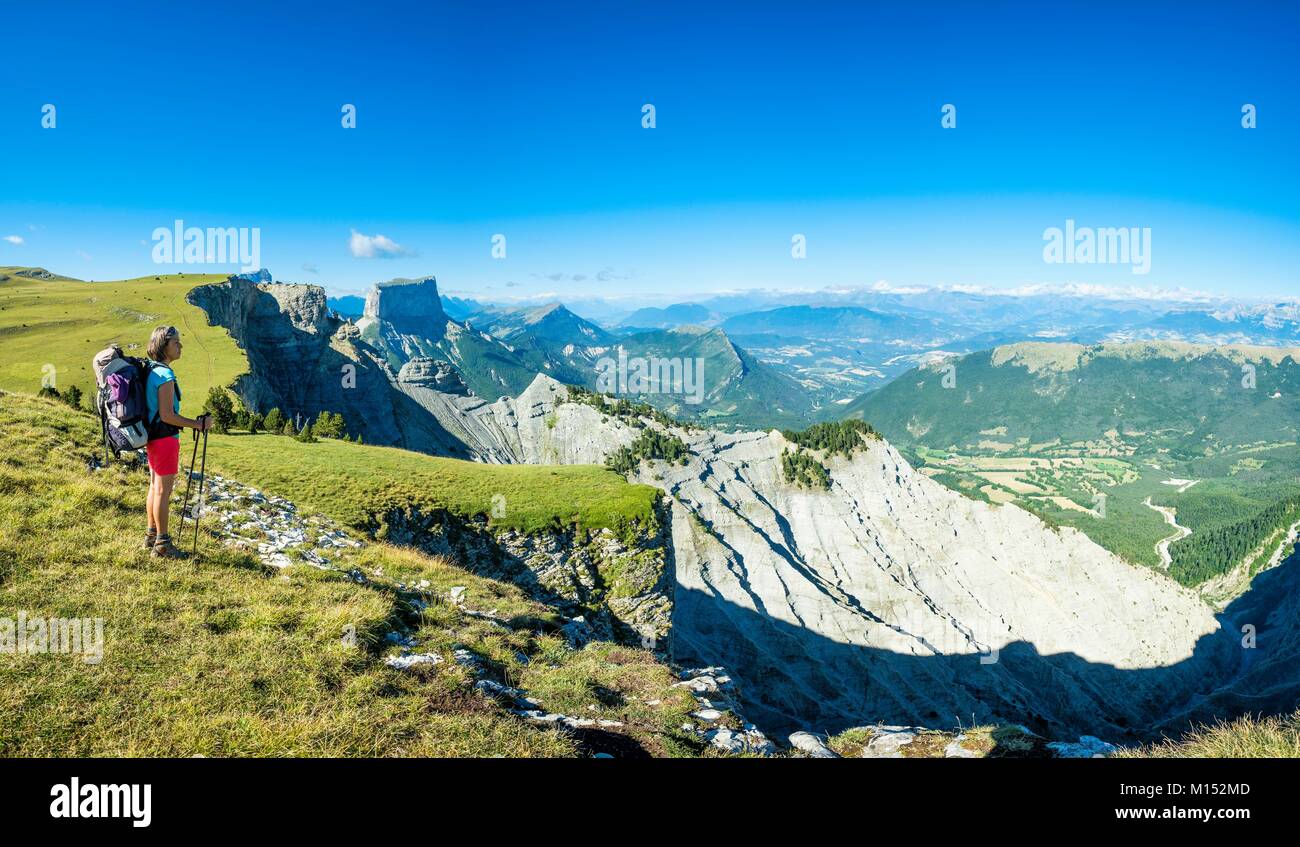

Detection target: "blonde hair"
[147, 325, 179, 362]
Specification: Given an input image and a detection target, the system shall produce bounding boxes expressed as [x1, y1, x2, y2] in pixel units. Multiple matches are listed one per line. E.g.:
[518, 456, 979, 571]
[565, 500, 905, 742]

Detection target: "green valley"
[848, 342, 1300, 590]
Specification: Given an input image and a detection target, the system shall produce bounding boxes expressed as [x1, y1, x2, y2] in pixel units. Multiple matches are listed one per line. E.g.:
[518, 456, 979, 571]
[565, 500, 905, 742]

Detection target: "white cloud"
[532, 267, 633, 284]
[3, 235, 23, 245]
[301, 262, 319, 274]
[349, 229, 412, 259]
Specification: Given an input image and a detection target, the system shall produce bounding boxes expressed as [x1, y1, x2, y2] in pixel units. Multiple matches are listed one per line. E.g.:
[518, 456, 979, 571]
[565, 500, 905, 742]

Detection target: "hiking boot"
[143, 529, 158, 550]
[151, 535, 188, 559]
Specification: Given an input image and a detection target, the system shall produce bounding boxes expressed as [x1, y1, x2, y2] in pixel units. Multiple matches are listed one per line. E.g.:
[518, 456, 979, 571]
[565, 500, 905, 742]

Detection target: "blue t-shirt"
[146, 362, 181, 436]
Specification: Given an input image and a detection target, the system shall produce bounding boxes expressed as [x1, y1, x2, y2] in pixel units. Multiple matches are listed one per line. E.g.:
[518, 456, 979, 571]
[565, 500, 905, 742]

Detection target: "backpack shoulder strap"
[100, 401, 110, 463]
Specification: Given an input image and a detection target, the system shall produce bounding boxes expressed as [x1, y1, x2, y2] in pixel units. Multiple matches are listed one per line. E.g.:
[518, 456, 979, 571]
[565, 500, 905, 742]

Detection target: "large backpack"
[92, 346, 180, 461]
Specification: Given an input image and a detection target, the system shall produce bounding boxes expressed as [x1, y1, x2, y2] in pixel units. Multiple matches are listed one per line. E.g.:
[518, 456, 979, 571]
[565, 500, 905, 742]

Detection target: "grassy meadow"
[207, 430, 661, 536]
[0, 391, 701, 757]
[0, 268, 246, 407]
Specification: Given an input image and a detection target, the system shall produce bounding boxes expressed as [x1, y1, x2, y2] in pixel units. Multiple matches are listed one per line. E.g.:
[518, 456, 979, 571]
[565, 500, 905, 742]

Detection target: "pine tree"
[313, 411, 344, 439]
[202, 387, 236, 434]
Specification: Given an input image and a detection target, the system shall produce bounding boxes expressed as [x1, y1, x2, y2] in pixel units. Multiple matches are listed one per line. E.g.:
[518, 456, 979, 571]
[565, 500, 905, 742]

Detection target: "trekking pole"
[192, 416, 211, 555]
[176, 426, 201, 539]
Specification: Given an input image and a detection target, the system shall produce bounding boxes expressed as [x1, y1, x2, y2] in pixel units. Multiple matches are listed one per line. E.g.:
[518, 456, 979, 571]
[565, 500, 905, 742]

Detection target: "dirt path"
[171, 291, 215, 389]
[1145, 497, 1190, 570]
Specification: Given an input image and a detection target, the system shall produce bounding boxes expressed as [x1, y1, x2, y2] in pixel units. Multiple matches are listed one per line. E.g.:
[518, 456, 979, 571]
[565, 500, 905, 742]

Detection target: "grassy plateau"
[0, 268, 247, 406]
[207, 431, 661, 536]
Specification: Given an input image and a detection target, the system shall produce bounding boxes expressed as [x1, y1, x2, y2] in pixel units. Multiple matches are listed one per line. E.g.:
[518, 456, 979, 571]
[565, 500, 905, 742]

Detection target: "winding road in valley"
[1145, 497, 1190, 570]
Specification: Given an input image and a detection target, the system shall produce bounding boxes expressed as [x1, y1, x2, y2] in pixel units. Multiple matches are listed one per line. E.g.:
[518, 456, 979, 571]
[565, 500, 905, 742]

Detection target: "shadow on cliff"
[670, 548, 1300, 746]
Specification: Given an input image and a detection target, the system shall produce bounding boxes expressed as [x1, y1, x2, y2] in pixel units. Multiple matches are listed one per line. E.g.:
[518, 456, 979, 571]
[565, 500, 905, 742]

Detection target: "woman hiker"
[143, 325, 211, 558]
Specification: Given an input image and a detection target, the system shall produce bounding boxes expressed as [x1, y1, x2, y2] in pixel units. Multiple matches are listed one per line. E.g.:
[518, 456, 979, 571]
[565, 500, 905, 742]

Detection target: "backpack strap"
[100, 401, 110, 464]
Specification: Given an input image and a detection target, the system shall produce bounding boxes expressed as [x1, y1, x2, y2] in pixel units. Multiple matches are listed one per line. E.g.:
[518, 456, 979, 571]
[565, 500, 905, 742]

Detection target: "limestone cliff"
[495, 395, 1269, 742]
[189, 276, 508, 456]
[637, 427, 1241, 741]
[188, 277, 404, 447]
[361, 276, 448, 339]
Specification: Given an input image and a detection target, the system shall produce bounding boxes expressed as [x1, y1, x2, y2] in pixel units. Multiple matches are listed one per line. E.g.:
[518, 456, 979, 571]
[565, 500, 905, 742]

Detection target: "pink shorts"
[147, 436, 180, 476]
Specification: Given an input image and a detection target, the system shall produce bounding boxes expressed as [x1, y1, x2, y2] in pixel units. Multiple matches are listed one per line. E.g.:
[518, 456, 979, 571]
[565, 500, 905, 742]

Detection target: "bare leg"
[152, 474, 176, 537]
[146, 471, 157, 532]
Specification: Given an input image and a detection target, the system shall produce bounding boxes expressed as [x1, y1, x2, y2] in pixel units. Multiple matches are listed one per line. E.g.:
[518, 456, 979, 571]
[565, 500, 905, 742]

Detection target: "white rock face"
[639, 428, 1239, 742]
[395, 374, 634, 464]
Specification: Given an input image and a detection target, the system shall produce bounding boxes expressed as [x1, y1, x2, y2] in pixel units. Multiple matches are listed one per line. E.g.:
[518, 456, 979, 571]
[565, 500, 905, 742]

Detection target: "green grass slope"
[208, 430, 661, 536]
[0, 269, 247, 408]
[0, 391, 703, 757]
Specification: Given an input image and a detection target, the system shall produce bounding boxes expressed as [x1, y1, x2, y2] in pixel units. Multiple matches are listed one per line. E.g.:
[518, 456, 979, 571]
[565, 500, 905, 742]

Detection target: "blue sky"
[1, 0, 1297, 301]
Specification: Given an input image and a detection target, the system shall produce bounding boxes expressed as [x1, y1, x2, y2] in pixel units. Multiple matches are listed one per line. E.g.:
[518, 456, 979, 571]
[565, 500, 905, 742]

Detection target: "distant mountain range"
[320, 281, 824, 430]
[331, 284, 1298, 416]
[462, 300, 820, 428]
[844, 341, 1300, 456]
[330, 281, 1300, 430]
[618, 302, 718, 330]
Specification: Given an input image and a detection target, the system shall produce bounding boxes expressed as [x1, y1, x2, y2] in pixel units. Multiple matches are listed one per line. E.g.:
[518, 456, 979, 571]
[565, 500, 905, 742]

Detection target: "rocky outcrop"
[398, 357, 469, 394]
[362, 276, 447, 339]
[187, 277, 411, 447]
[393, 373, 636, 464]
[0, 267, 66, 281]
[355, 277, 546, 400]
[371, 499, 674, 646]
